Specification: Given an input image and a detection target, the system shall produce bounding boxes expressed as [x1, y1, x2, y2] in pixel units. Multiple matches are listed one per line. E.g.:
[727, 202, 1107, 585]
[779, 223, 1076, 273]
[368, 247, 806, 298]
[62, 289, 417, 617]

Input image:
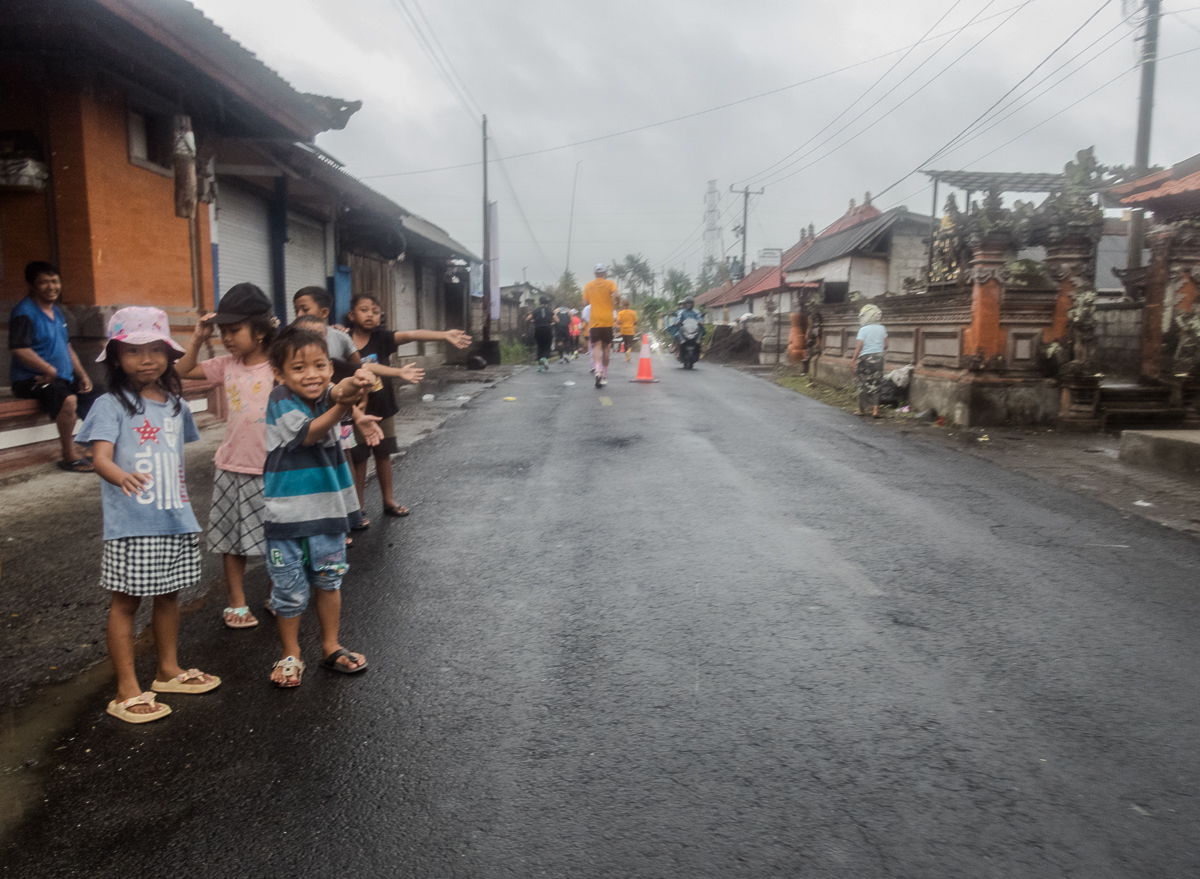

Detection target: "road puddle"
[0, 660, 114, 843]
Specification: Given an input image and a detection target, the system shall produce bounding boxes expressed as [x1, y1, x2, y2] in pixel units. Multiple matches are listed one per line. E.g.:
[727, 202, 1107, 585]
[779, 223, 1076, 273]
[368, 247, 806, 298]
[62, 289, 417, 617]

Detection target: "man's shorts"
[266, 533, 348, 618]
[622, 334, 636, 350]
[589, 327, 614, 345]
[11, 377, 99, 420]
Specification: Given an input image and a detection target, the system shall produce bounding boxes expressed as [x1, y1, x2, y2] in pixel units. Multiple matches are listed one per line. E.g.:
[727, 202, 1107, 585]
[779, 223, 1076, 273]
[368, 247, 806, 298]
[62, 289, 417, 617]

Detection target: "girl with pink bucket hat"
[76, 306, 221, 723]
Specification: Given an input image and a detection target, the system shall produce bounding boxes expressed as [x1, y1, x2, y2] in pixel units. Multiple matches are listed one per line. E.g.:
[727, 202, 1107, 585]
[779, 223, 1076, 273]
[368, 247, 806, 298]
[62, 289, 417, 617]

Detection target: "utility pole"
[1127, 0, 1161, 271]
[730, 184, 763, 281]
[565, 161, 580, 278]
[482, 114, 490, 343]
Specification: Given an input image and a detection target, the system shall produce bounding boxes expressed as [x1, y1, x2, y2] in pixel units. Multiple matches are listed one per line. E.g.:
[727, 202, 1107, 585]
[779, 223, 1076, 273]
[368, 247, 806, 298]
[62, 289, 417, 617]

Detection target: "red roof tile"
[701, 238, 817, 308]
[1113, 153, 1200, 211]
[1120, 169, 1200, 204]
[815, 201, 882, 238]
[694, 198, 882, 310]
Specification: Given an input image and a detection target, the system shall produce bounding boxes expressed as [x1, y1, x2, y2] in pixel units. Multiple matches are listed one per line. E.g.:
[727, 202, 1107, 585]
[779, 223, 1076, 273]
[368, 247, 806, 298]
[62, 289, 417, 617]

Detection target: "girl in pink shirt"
[177, 283, 278, 629]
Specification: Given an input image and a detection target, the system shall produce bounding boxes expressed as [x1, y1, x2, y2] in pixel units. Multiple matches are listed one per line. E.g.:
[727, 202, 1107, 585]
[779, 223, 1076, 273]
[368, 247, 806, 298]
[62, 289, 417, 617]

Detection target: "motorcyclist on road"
[669, 298, 704, 357]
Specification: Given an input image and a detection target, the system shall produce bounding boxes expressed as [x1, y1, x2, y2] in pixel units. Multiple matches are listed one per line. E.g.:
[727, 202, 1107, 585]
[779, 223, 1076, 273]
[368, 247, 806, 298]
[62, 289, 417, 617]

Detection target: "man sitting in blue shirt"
[9, 261, 99, 471]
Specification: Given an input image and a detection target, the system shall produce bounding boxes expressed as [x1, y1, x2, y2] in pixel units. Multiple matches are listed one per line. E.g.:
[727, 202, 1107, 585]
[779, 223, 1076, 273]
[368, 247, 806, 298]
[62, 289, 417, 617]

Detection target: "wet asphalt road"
[5, 354, 1200, 878]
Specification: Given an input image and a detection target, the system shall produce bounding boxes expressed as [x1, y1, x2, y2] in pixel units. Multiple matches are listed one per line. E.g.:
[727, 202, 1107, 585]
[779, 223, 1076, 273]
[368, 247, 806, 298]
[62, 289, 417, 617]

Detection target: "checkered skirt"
[207, 469, 267, 556]
[100, 534, 201, 596]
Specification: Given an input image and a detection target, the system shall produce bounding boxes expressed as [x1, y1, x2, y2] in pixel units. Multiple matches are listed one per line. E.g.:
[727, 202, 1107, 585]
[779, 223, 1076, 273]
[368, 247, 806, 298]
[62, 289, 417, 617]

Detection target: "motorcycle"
[677, 318, 702, 370]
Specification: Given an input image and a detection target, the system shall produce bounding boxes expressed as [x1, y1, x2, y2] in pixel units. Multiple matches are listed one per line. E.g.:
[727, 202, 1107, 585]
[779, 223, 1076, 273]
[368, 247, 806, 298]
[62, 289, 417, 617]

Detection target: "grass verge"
[775, 374, 860, 413]
[501, 341, 533, 365]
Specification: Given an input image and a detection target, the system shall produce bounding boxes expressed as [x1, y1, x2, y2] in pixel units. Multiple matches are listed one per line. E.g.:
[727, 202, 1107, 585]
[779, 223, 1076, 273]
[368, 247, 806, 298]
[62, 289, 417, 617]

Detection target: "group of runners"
[527, 263, 640, 386]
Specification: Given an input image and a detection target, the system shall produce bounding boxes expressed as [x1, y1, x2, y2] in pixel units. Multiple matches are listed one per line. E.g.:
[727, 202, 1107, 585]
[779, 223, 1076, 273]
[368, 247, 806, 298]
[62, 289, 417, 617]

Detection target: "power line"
[739, 0, 975, 187]
[389, 0, 561, 279]
[753, 0, 1034, 190]
[391, 0, 479, 124]
[959, 42, 1200, 169]
[407, 0, 484, 117]
[490, 141, 558, 277]
[359, 2, 1034, 180]
[910, 0, 1117, 176]
[931, 10, 1139, 162]
[873, 0, 1117, 201]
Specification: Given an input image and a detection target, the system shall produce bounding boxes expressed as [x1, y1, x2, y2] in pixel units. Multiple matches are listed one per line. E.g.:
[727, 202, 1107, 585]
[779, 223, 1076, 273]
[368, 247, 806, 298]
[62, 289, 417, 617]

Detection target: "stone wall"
[1094, 301, 1142, 378]
[888, 230, 930, 294]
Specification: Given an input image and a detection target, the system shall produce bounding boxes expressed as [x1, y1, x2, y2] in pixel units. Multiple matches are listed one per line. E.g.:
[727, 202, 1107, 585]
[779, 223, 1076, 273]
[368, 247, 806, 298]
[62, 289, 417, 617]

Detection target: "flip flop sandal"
[383, 505, 410, 517]
[350, 518, 371, 532]
[262, 598, 277, 618]
[321, 648, 368, 674]
[272, 656, 305, 688]
[151, 668, 221, 694]
[107, 692, 171, 724]
[57, 458, 94, 473]
[223, 606, 259, 629]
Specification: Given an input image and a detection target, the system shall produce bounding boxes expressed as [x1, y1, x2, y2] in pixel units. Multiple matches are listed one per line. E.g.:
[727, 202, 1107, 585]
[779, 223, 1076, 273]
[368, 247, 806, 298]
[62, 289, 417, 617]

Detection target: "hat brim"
[96, 333, 187, 361]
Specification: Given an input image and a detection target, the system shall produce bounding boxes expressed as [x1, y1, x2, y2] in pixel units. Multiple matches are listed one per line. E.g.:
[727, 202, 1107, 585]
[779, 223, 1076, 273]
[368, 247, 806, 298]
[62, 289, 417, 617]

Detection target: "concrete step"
[1102, 408, 1191, 431]
[1119, 429, 1200, 476]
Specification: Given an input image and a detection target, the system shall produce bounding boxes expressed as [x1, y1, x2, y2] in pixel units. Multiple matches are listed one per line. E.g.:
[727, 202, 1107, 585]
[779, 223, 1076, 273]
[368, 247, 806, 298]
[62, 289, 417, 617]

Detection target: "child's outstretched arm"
[392, 329, 472, 349]
[361, 362, 425, 384]
[91, 441, 152, 497]
[301, 369, 373, 446]
[176, 313, 217, 380]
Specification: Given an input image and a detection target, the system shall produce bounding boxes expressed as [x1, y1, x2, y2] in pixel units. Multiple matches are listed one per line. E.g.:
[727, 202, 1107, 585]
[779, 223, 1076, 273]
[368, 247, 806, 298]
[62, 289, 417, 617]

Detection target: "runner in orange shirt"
[582, 263, 617, 388]
[617, 302, 638, 362]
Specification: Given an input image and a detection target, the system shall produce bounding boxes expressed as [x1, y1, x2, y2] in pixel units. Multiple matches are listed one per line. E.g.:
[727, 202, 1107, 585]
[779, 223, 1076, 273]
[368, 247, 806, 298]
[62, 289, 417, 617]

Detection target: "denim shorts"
[266, 533, 348, 618]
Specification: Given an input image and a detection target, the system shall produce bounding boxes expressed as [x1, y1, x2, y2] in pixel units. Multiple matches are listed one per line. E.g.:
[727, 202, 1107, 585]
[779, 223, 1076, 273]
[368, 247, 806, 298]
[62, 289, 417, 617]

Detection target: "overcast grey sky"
[193, 0, 1200, 288]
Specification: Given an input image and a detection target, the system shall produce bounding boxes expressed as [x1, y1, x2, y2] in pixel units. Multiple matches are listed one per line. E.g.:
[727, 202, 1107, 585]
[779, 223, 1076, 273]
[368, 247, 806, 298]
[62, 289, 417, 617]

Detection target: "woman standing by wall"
[851, 304, 888, 418]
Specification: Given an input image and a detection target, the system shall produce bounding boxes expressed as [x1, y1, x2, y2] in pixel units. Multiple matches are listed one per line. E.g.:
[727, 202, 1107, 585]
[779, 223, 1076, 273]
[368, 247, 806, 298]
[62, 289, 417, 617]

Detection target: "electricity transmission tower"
[703, 180, 723, 271]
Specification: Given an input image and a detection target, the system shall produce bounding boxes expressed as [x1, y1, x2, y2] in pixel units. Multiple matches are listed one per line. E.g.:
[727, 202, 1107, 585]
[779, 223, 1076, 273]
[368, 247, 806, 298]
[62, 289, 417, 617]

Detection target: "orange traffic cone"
[630, 334, 659, 383]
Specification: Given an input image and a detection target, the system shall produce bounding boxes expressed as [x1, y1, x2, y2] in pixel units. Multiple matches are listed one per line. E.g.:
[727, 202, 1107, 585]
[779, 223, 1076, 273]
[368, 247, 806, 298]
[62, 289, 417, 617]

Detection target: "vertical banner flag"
[469, 261, 483, 298]
[488, 200, 500, 321]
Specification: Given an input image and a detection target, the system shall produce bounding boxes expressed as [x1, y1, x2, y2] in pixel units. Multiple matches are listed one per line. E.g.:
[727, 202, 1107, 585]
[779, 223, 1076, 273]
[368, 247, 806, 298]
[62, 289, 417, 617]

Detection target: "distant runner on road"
[553, 304, 572, 364]
[568, 309, 582, 358]
[581, 304, 594, 373]
[582, 263, 617, 388]
[617, 302, 638, 362]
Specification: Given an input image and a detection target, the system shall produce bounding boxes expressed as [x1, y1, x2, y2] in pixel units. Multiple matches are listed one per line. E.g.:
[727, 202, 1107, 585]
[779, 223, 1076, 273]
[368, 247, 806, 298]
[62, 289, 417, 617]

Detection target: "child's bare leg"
[107, 592, 144, 703]
[151, 592, 184, 681]
[351, 458, 368, 509]
[223, 553, 249, 607]
[314, 588, 364, 670]
[275, 614, 302, 659]
[375, 448, 396, 509]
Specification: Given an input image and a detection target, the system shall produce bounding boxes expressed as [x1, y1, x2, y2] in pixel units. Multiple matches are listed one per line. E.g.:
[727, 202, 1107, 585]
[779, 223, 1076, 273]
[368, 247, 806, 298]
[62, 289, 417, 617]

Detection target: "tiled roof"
[697, 239, 816, 308]
[1112, 154, 1200, 214]
[816, 201, 882, 237]
[1120, 171, 1200, 203]
[694, 282, 734, 308]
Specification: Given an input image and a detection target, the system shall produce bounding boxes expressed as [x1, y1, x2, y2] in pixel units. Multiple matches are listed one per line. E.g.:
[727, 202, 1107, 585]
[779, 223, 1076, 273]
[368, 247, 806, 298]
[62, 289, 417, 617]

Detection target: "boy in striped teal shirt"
[263, 326, 375, 687]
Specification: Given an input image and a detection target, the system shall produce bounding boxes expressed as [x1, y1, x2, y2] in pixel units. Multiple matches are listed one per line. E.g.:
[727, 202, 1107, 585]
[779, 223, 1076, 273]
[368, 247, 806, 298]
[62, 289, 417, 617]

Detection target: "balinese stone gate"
[808, 150, 1113, 427]
[1112, 157, 1200, 424]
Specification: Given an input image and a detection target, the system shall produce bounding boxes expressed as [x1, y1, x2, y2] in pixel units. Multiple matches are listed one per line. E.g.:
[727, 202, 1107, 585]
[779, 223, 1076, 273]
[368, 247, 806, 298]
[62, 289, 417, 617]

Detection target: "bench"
[0, 379, 225, 469]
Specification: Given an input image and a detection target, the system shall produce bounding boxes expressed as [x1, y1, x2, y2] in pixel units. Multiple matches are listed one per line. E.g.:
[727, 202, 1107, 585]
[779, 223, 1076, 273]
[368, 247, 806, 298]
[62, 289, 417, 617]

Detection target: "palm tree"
[663, 268, 693, 300]
[619, 253, 655, 303]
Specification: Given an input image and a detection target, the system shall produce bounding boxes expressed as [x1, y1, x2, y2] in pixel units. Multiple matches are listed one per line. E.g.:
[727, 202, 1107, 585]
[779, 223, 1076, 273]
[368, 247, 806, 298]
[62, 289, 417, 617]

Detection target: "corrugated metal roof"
[785, 208, 929, 272]
[94, 0, 351, 139]
[923, 170, 1067, 192]
[402, 214, 479, 262]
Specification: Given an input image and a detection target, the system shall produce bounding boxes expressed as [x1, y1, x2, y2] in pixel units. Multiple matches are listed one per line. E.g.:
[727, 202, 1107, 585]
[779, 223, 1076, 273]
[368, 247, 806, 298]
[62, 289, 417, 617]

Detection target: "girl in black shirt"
[343, 293, 472, 519]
